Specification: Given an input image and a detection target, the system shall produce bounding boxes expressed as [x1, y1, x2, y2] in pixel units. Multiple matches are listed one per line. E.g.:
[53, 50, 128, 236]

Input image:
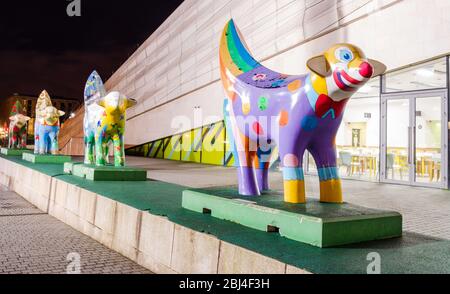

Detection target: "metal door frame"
[380, 89, 448, 188]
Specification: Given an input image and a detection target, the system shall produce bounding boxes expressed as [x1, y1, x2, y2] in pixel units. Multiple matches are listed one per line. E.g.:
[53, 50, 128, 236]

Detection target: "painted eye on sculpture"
[335, 48, 354, 63]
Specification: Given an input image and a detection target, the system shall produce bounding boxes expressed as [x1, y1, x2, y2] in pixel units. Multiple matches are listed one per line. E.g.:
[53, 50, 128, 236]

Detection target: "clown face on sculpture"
[220, 20, 386, 204]
[83, 71, 137, 167]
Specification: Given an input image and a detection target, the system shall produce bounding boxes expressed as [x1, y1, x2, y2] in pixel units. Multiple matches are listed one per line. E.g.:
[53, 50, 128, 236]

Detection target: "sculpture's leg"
[255, 168, 269, 191]
[48, 129, 59, 155]
[8, 132, 12, 149]
[21, 129, 27, 149]
[279, 135, 306, 204]
[309, 147, 342, 204]
[254, 142, 272, 191]
[39, 131, 46, 154]
[95, 136, 106, 166]
[113, 133, 125, 167]
[7, 130, 11, 149]
[225, 108, 260, 196]
[84, 132, 95, 164]
[235, 135, 259, 196]
[280, 154, 306, 204]
[84, 135, 95, 165]
[237, 165, 259, 196]
[104, 144, 110, 164]
[34, 122, 39, 154]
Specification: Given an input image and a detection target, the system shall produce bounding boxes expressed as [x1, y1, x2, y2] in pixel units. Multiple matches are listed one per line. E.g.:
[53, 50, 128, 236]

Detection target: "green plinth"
[64, 162, 147, 181]
[22, 153, 72, 164]
[182, 187, 402, 248]
[0, 148, 32, 156]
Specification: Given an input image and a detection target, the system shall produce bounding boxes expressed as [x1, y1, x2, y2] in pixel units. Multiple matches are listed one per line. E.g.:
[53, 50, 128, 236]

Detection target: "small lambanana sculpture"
[8, 100, 30, 149]
[34, 90, 53, 154]
[83, 71, 137, 166]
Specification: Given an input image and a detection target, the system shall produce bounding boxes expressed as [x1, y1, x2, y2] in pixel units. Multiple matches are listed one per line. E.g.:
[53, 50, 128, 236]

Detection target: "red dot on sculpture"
[252, 122, 264, 135]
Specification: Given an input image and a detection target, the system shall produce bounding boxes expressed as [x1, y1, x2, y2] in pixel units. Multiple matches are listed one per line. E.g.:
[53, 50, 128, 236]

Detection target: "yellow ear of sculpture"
[58, 110, 65, 117]
[307, 55, 331, 77]
[96, 99, 105, 107]
[126, 98, 137, 109]
[368, 59, 387, 77]
[24, 116, 31, 121]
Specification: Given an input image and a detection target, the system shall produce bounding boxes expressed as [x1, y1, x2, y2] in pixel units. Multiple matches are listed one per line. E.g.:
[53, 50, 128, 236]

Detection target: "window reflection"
[335, 94, 380, 181]
[384, 58, 447, 92]
[385, 99, 410, 181]
[415, 97, 442, 184]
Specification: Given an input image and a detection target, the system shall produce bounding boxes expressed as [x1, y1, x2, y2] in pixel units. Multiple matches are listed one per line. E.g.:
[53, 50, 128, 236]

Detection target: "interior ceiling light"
[357, 85, 372, 93]
[415, 68, 434, 77]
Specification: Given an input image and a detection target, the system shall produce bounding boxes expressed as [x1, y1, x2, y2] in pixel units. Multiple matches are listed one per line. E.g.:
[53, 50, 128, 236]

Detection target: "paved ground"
[125, 156, 450, 240]
[0, 186, 151, 274]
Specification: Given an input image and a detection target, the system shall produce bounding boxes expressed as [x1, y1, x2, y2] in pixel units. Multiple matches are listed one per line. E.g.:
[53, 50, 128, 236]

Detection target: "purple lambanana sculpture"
[220, 20, 386, 204]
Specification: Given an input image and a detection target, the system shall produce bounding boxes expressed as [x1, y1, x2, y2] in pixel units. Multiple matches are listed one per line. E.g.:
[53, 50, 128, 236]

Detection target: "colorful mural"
[220, 19, 386, 203]
[126, 120, 279, 169]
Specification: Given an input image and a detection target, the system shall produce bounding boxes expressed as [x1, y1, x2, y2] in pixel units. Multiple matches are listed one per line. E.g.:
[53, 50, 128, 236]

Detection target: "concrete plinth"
[1, 148, 32, 156]
[64, 162, 147, 181]
[182, 187, 402, 248]
[22, 153, 72, 164]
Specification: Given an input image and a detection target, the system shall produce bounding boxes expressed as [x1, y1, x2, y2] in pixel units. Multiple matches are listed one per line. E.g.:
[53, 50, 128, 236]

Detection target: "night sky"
[0, 0, 183, 100]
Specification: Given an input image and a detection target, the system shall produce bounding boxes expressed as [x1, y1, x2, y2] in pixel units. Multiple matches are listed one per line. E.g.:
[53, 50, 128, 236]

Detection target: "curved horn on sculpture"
[84, 70, 106, 103]
[219, 19, 261, 79]
[39, 90, 51, 101]
[219, 19, 298, 96]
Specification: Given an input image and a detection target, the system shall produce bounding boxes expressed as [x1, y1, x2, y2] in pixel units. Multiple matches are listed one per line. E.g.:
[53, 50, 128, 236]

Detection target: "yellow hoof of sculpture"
[319, 179, 343, 203]
[284, 180, 306, 203]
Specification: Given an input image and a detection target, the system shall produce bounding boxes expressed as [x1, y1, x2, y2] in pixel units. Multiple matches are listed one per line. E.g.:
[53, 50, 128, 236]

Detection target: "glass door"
[381, 90, 448, 188]
[383, 97, 410, 183]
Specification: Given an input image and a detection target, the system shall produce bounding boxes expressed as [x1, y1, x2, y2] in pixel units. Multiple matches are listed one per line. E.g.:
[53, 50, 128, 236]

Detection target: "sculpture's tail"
[219, 19, 260, 79]
[219, 19, 263, 101]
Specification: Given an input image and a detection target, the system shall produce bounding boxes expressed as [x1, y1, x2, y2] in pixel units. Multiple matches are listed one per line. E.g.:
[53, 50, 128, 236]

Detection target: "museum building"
[85, 0, 450, 189]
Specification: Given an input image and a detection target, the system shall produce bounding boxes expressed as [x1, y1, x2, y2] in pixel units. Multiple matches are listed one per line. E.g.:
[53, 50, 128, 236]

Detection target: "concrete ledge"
[218, 241, 286, 274]
[138, 214, 176, 274]
[93, 195, 117, 248]
[112, 203, 142, 261]
[171, 224, 220, 274]
[0, 156, 311, 274]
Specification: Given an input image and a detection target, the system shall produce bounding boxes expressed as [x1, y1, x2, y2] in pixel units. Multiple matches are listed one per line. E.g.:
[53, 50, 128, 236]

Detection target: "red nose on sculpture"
[359, 62, 374, 78]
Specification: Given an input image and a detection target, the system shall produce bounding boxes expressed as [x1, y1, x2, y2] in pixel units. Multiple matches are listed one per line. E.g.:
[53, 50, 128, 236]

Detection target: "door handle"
[412, 126, 416, 164]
